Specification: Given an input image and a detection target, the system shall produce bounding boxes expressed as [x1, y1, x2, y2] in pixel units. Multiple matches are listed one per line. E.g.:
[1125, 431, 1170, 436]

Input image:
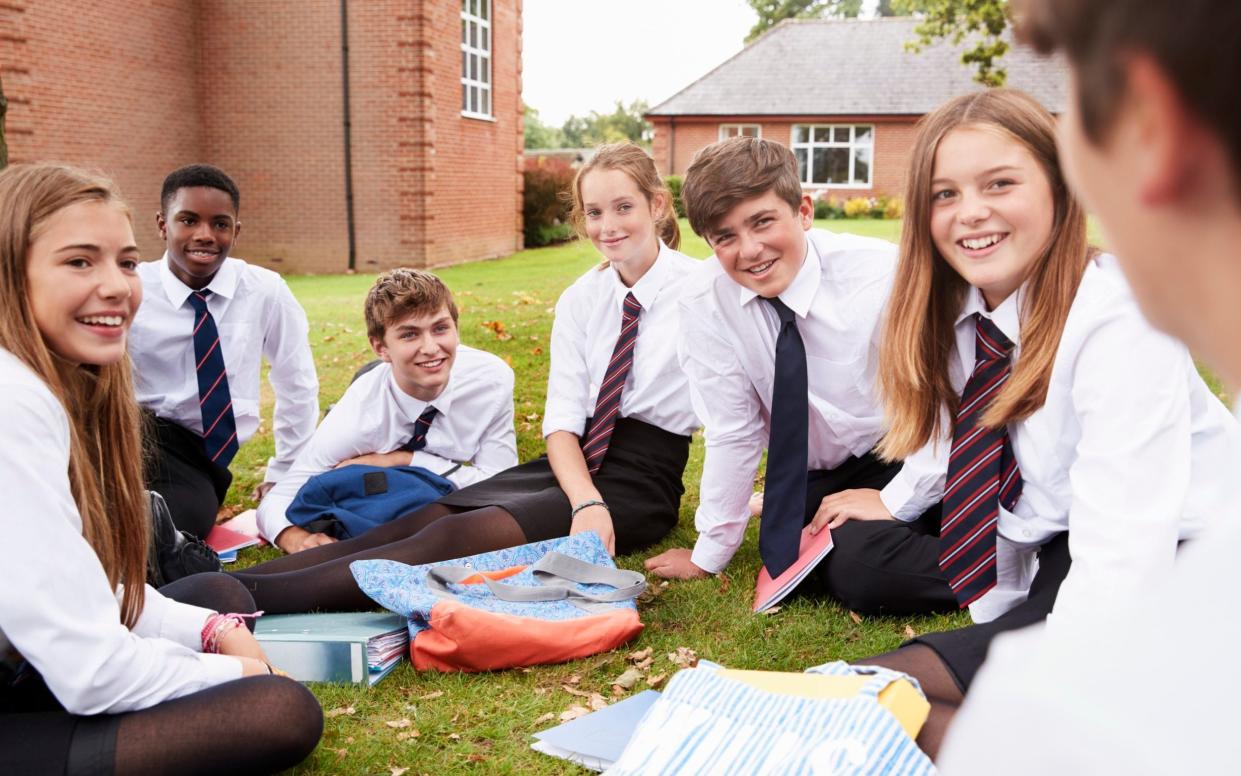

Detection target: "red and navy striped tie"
[399, 406, 439, 453]
[187, 290, 239, 467]
[939, 314, 1023, 608]
[580, 292, 642, 474]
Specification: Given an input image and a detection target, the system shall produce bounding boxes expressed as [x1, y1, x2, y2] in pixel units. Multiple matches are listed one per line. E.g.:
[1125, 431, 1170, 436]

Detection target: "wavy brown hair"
[568, 143, 681, 251]
[878, 89, 1093, 460]
[0, 163, 148, 627]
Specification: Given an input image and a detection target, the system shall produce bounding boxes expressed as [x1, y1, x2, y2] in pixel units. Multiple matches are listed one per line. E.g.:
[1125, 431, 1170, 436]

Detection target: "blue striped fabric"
[608, 661, 934, 775]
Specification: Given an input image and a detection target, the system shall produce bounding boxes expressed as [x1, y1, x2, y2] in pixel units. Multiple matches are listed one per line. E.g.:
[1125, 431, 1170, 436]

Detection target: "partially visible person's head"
[365, 268, 460, 401]
[682, 137, 813, 297]
[156, 164, 241, 290]
[0, 163, 148, 626]
[880, 89, 1091, 459]
[1015, 0, 1241, 386]
[569, 143, 680, 278]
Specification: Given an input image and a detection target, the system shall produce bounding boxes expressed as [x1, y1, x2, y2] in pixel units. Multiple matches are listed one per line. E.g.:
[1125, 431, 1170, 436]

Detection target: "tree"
[895, 0, 1011, 87]
[0, 73, 8, 170]
[524, 104, 565, 149]
[745, 0, 863, 43]
[559, 100, 652, 148]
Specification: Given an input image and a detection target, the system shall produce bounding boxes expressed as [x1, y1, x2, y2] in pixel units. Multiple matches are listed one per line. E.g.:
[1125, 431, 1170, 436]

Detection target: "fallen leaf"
[386, 718, 412, 729]
[328, 747, 348, 758]
[391, 768, 409, 776]
[903, 625, 917, 639]
[397, 731, 421, 742]
[717, 571, 732, 594]
[326, 706, 356, 718]
[533, 712, 556, 725]
[612, 668, 644, 690]
[659, 581, 670, 588]
[467, 754, 488, 762]
[634, 656, 653, 670]
[448, 733, 462, 741]
[589, 693, 609, 711]
[531, 347, 543, 355]
[667, 647, 699, 668]
[562, 684, 591, 698]
[566, 674, 582, 685]
[849, 610, 863, 625]
[628, 648, 653, 663]
[761, 606, 782, 615]
[559, 705, 590, 722]
[420, 690, 445, 700]
[322, 335, 335, 342]
[647, 673, 667, 688]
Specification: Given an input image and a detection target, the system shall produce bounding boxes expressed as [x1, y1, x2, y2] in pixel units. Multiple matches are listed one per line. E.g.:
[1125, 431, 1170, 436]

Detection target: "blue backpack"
[285, 464, 456, 539]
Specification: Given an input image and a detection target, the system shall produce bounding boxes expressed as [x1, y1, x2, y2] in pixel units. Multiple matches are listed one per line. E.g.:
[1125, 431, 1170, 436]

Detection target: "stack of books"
[255, 611, 409, 686]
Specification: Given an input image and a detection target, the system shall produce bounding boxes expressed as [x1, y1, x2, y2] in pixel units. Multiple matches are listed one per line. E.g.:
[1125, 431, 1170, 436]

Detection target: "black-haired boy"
[129, 164, 319, 538]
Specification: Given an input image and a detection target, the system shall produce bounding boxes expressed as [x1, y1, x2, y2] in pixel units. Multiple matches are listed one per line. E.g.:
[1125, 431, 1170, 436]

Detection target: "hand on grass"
[749, 491, 764, 517]
[810, 488, 894, 534]
[644, 548, 708, 580]
[570, 505, 616, 556]
[275, 525, 338, 554]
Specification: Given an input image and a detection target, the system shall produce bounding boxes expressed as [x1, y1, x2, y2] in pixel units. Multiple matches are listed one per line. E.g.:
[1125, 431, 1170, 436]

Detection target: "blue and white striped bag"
[607, 661, 936, 775]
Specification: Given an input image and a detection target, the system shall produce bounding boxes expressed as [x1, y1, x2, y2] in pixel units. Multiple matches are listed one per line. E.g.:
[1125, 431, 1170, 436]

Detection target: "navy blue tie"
[186, 290, 238, 467]
[759, 297, 809, 578]
[400, 406, 439, 453]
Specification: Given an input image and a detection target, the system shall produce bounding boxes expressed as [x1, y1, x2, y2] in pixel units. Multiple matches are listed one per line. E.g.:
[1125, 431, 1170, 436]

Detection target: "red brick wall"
[651, 116, 919, 201]
[1, 0, 523, 273]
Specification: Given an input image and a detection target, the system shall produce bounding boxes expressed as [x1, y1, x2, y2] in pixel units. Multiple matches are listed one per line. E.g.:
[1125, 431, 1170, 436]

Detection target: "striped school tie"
[187, 290, 239, 467]
[758, 296, 808, 579]
[580, 292, 642, 474]
[939, 314, 1023, 608]
[399, 406, 439, 453]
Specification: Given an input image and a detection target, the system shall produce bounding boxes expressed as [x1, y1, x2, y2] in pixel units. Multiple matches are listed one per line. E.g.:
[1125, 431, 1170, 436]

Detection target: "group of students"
[3, 0, 1240, 770]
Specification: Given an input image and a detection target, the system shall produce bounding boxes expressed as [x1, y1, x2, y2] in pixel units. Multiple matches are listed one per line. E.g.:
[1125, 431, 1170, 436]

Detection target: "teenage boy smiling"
[129, 164, 319, 539]
[647, 137, 956, 617]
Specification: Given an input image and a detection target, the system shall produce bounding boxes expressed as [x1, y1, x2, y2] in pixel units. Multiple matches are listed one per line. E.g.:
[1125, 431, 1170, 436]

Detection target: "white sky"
[521, 0, 756, 125]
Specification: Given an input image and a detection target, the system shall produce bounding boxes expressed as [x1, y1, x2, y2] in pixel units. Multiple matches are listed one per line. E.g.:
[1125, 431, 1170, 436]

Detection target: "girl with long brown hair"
[0, 163, 321, 774]
[816, 90, 1239, 758]
[230, 143, 702, 613]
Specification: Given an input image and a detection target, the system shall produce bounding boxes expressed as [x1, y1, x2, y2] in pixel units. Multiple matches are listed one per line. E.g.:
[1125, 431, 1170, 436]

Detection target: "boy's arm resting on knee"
[274, 525, 337, 554]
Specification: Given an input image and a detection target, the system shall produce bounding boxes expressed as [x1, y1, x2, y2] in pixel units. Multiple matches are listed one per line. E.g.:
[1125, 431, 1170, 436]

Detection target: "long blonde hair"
[0, 163, 148, 627]
[568, 143, 681, 250]
[878, 89, 1093, 460]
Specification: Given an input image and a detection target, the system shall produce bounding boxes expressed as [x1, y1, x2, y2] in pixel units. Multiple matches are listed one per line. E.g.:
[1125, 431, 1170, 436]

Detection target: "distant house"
[0, 0, 524, 272]
[646, 18, 1066, 202]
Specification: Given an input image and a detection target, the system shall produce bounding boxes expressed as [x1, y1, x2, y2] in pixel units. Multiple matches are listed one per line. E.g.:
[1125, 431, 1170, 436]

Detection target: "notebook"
[206, 511, 264, 556]
[531, 690, 661, 771]
[753, 524, 833, 613]
[254, 611, 409, 686]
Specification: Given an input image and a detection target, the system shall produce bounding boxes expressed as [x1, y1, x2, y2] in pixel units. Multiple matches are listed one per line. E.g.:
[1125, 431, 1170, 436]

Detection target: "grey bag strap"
[424, 551, 646, 612]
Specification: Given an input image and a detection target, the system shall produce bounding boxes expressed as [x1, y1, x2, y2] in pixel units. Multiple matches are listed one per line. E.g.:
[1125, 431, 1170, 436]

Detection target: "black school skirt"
[436, 417, 691, 556]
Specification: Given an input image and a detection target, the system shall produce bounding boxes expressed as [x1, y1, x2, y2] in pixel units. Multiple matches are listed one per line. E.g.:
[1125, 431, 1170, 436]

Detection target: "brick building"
[0, 0, 523, 273]
[647, 18, 1066, 203]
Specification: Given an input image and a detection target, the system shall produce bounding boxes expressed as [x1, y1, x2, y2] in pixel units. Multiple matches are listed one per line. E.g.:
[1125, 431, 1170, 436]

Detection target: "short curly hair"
[364, 268, 459, 340]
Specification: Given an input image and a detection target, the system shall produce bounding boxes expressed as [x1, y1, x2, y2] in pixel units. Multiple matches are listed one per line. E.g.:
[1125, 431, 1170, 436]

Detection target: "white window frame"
[789, 124, 875, 188]
[718, 123, 762, 140]
[460, 0, 493, 120]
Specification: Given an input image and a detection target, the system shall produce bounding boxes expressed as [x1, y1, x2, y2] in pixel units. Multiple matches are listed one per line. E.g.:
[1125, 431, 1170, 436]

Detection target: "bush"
[664, 175, 685, 218]
[882, 195, 904, 220]
[813, 194, 845, 220]
[523, 157, 576, 247]
[843, 196, 874, 219]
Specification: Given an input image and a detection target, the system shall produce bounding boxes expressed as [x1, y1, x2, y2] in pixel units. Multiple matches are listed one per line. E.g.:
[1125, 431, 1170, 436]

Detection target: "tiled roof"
[648, 17, 1066, 117]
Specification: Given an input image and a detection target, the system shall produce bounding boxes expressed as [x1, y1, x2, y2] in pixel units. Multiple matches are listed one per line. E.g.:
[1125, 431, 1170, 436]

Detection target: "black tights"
[0, 573, 322, 775]
[858, 644, 962, 761]
[230, 502, 527, 613]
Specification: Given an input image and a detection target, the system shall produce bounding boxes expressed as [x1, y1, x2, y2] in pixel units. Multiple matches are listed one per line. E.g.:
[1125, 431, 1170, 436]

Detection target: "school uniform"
[256, 346, 518, 543]
[679, 228, 953, 607]
[437, 242, 701, 555]
[0, 347, 242, 716]
[130, 255, 319, 538]
[882, 255, 1241, 690]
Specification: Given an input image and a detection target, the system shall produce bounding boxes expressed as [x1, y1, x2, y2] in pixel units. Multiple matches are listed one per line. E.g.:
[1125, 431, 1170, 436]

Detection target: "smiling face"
[27, 199, 142, 366]
[706, 190, 813, 297]
[929, 125, 1056, 309]
[580, 167, 664, 285]
[157, 186, 240, 289]
[371, 304, 460, 401]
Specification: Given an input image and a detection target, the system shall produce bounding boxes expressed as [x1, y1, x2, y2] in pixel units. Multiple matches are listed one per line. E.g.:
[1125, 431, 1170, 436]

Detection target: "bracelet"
[200, 611, 263, 654]
[570, 499, 608, 518]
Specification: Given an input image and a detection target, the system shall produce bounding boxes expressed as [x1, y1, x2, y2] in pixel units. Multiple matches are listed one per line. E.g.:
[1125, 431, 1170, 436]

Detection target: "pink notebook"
[206, 513, 264, 555]
[753, 525, 833, 613]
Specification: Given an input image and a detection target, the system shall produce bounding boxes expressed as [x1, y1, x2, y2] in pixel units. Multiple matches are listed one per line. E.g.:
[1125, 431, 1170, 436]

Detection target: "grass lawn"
[225, 217, 1215, 774]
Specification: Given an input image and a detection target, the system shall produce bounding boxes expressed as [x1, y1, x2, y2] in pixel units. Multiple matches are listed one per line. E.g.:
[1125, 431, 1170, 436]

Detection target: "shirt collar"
[737, 230, 819, 317]
[609, 240, 673, 311]
[955, 282, 1024, 348]
[158, 252, 238, 308]
[388, 362, 457, 421]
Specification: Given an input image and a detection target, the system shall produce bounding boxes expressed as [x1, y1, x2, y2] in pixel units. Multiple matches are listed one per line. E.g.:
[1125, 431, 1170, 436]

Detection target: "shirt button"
[1022, 529, 1032, 538]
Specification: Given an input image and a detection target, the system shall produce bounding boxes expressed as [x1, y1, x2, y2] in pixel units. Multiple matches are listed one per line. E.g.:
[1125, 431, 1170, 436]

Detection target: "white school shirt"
[879, 256, 1241, 624]
[0, 348, 241, 715]
[129, 255, 319, 483]
[542, 241, 700, 440]
[679, 228, 897, 573]
[256, 346, 517, 542]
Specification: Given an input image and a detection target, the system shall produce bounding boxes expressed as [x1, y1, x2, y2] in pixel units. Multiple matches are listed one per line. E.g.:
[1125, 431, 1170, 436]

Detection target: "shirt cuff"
[158, 599, 218, 652]
[542, 406, 587, 438]
[689, 531, 742, 575]
[256, 502, 294, 544]
[879, 474, 921, 522]
[196, 652, 246, 684]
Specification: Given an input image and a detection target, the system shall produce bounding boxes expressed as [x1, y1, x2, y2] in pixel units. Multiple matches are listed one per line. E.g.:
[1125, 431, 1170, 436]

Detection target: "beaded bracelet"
[200, 611, 263, 654]
[570, 499, 608, 518]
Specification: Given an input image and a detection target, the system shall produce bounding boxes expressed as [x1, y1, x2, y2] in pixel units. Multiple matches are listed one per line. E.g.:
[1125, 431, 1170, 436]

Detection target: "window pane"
[483, 88, 491, 116]
[742, 125, 759, 137]
[483, 25, 490, 53]
[461, 0, 468, 12]
[795, 147, 809, 183]
[793, 126, 809, 144]
[480, 56, 490, 85]
[461, 50, 468, 78]
[853, 146, 872, 185]
[480, 0, 490, 21]
[816, 147, 849, 184]
[462, 84, 468, 111]
[813, 127, 831, 143]
[854, 125, 873, 142]
[461, 18, 467, 44]
[833, 127, 849, 143]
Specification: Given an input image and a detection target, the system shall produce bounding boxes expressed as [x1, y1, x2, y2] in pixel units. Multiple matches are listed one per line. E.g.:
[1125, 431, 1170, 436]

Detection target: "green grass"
[223, 217, 1211, 774]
